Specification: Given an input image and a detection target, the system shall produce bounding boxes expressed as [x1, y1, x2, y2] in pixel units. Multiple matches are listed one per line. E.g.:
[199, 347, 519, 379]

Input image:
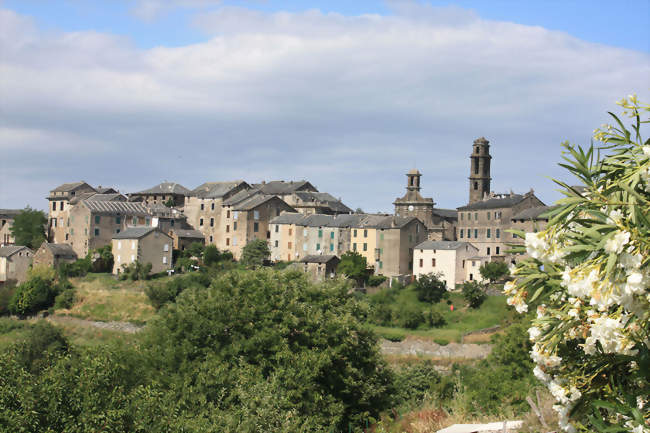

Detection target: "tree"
[414, 272, 448, 303]
[505, 97, 649, 433]
[202, 244, 220, 267]
[337, 251, 368, 286]
[163, 197, 175, 208]
[479, 261, 509, 283]
[240, 239, 270, 268]
[10, 206, 47, 249]
[185, 241, 204, 258]
[461, 280, 487, 308]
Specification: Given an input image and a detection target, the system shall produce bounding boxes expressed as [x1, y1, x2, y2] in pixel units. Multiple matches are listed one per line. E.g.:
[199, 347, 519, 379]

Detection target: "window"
[226, 225, 230, 233]
[466, 229, 470, 239]
[52, 202, 56, 211]
[363, 243, 367, 251]
[469, 273, 474, 281]
[209, 236, 213, 243]
[254, 222, 259, 232]
[287, 241, 292, 249]
[60, 202, 64, 211]
[95, 215, 100, 224]
[460, 229, 464, 238]
[432, 258, 436, 266]
[163, 244, 169, 252]
[474, 229, 478, 238]
[487, 247, 491, 255]
[170, 220, 174, 227]
[363, 229, 368, 238]
[132, 241, 136, 249]
[487, 212, 490, 220]
[200, 203, 204, 210]
[211, 202, 215, 211]
[316, 243, 320, 251]
[274, 240, 278, 247]
[254, 210, 260, 220]
[462, 259, 465, 268]
[52, 218, 57, 228]
[233, 211, 238, 220]
[330, 231, 334, 239]
[419, 259, 423, 267]
[227, 210, 231, 218]
[94, 228, 99, 236]
[474, 212, 478, 220]
[112, 216, 118, 225]
[474, 181, 478, 190]
[302, 228, 307, 236]
[132, 217, 137, 225]
[210, 218, 214, 227]
[303, 243, 307, 251]
[380, 233, 384, 241]
[288, 228, 292, 235]
[274, 225, 279, 233]
[318, 229, 322, 238]
[353, 229, 357, 237]
[379, 261, 383, 269]
[199, 218, 204, 226]
[496, 229, 500, 238]
[460, 213, 464, 220]
[487, 229, 491, 238]
[226, 238, 230, 246]
[70, 228, 74, 235]
[328, 243, 333, 252]
[146, 218, 151, 226]
[233, 222, 237, 230]
[163, 256, 168, 264]
[116, 229, 120, 234]
[353, 243, 357, 252]
[496, 247, 500, 255]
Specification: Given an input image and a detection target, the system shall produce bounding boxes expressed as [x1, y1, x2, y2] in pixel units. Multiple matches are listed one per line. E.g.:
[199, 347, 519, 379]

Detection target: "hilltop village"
[1, 137, 550, 287]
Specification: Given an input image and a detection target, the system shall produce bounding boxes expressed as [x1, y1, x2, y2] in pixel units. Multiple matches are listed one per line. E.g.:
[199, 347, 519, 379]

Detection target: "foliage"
[461, 281, 487, 309]
[53, 288, 76, 310]
[504, 97, 650, 433]
[0, 284, 16, 316]
[393, 361, 443, 405]
[184, 241, 204, 258]
[240, 239, 270, 268]
[479, 261, 509, 283]
[119, 261, 152, 281]
[424, 308, 446, 327]
[173, 256, 198, 273]
[202, 244, 221, 267]
[163, 197, 175, 208]
[13, 321, 69, 374]
[58, 256, 92, 277]
[9, 276, 58, 316]
[90, 244, 114, 273]
[145, 272, 211, 310]
[414, 272, 448, 304]
[337, 251, 369, 286]
[367, 274, 388, 287]
[9, 206, 47, 249]
[394, 303, 425, 329]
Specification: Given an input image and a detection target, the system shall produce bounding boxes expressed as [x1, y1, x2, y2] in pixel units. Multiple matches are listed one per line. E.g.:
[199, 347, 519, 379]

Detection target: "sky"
[1, 0, 649, 213]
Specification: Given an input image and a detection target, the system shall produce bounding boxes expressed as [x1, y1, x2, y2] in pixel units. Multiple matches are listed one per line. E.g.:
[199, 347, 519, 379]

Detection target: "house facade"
[112, 227, 173, 275]
[300, 255, 340, 280]
[413, 241, 479, 289]
[0, 209, 21, 246]
[0, 246, 33, 284]
[32, 243, 77, 269]
[47, 181, 97, 243]
[129, 182, 191, 207]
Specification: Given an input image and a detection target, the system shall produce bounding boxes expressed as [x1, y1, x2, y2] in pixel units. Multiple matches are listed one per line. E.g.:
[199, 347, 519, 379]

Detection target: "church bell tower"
[469, 137, 492, 204]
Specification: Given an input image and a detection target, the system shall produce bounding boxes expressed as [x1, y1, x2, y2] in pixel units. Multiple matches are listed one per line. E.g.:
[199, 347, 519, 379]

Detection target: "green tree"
[184, 241, 204, 258]
[414, 272, 448, 303]
[10, 207, 47, 249]
[163, 197, 175, 208]
[337, 251, 368, 286]
[202, 244, 220, 267]
[479, 261, 509, 283]
[461, 280, 487, 308]
[240, 239, 270, 268]
[90, 244, 114, 273]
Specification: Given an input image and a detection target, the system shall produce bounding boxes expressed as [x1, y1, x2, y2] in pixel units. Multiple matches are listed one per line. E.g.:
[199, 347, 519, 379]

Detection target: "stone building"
[112, 227, 173, 275]
[169, 228, 205, 251]
[32, 243, 77, 269]
[413, 241, 479, 289]
[0, 209, 21, 246]
[393, 169, 458, 240]
[300, 255, 340, 281]
[129, 182, 191, 207]
[252, 180, 351, 215]
[0, 246, 33, 284]
[510, 205, 553, 261]
[47, 181, 97, 243]
[469, 137, 492, 204]
[269, 212, 304, 262]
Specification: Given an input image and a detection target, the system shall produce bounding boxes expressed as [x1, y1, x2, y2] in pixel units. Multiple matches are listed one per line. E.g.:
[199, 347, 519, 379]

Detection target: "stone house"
[0, 209, 21, 246]
[413, 241, 479, 289]
[32, 243, 77, 269]
[0, 246, 33, 284]
[47, 181, 97, 243]
[112, 227, 173, 275]
[129, 182, 191, 207]
[457, 190, 545, 262]
[288, 191, 352, 215]
[184, 181, 250, 245]
[252, 180, 317, 203]
[300, 255, 340, 280]
[67, 200, 151, 257]
[220, 191, 296, 259]
[169, 228, 205, 251]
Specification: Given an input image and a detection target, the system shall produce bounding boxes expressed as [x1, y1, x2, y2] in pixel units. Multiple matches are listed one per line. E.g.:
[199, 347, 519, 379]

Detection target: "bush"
[145, 273, 213, 310]
[394, 304, 425, 329]
[414, 273, 448, 304]
[53, 289, 76, 310]
[240, 239, 270, 268]
[461, 281, 487, 309]
[479, 261, 509, 283]
[393, 361, 442, 405]
[118, 261, 152, 281]
[0, 317, 28, 334]
[0, 284, 16, 316]
[425, 309, 446, 327]
[9, 276, 58, 316]
[202, 245, 220, 267]
[90, 245, 114, 273]
[13, 321, 69, 374]
[59, 256, 92, 277]
[367, 274, 387, 287]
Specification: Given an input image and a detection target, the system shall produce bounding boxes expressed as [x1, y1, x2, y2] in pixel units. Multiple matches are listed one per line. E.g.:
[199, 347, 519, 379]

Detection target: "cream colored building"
[0, 209, 21, 246]
[269, 213, 304, 262]
[413, 241, 480, 289]
[0, 246, 33, 284]
[465, 256, 487, 284]
[47, 181, 97, 243]
[253, 180, 351, 215]
[112, 227, 173, 275]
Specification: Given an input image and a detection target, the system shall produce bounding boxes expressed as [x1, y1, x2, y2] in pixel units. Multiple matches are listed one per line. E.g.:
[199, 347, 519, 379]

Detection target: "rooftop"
[171, 229, 205, 239]
[300, 254, 339, 264]
[41, 243, 77, 257]
[113, 226, 160, 240]
[511, 205, 555, 221]
[293, 191, 352, 213]
[415, 240, 475, 250]
[252, 180, 317, 195]
[83, 200, 150, 216]
[0, 209, 22, 219]
[191, 181, 248, 199]
[0, 245, 30, 257]
[132, 182, 191, 196]
[458, 193, 529, 211]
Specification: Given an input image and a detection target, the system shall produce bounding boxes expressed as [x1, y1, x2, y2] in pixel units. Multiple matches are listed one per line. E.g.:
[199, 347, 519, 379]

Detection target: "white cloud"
[131, 0, 224, 21]
[0, 4, 648, 212]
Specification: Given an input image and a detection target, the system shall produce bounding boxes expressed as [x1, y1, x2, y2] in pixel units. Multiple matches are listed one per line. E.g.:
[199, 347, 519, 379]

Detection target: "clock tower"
[393, 169, 435, 229]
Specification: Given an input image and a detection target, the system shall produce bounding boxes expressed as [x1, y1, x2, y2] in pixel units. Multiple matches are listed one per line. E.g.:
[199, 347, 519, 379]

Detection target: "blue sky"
[1, 0, 649, 212]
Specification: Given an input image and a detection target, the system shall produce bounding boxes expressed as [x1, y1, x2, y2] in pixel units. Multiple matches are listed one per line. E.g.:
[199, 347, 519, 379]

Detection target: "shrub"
[0, 317, 27, 334]
[53, 289, 76, 310]
[202, 244, 220, 267]
[393, 361, 442, 405]
[13, 321, 69, 374]
[414, 273, 448, 304]
[337, 251, 369, 286]
[394, 304, 425, 329]
[240, 239, 270, 268]
[479, 261, 509, 283]
[119, 261, 152, 281]
[424, 309, 446, 328]
[367, 274, 387, 287]
[461, 281, 487, 309]
[0, 284, 16, 316]
[9, 276, 58, 316]
[90, 245, 114, 273]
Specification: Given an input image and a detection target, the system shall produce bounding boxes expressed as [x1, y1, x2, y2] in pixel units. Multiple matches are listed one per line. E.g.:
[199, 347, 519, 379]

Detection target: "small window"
[94, 228, 99, 236]
[254, 222, 259, 232]
[363, 229, 368, 238]
[316, 243, 320, 251]
[226, 238, 230, 246]
[353, 229, 357, 237]
[254, 210, 260, 220]
[132, 217, 137, 225]
[379, 261, 383, 269]
[329, 243, 334, 252]
[474, 212, 478, 220]
[227, 210, 231, 218]
[474, 229, 478, 238]
[130, 254, 135, 261]
[496, 229, 500, 238]
[163, 256, 168, 264]
[116, 229, 120, 234]
[460, 229, 464, 238]
[145, 218, 150, 226]
[274, 240, 278, 247]
[52, 218, 57, 228]
[487, 247, 491, 255]
[318, 229, 323, 238]
[163, 244, 169, 252]
[474, 182, 478, 190]
[211, 203, 215, 211]
[496, 246, 500, 255]
[95, 215, 100, 224]
[200, 218, 204, 226]
[210, 218, 214, 227]
[363, 243, 367, 251]
[460, 213, 464, 220]
[419, 258, 423, 268]
[60, 202, 64, 211]
[274, 225, 279, 233]
[432, 258, 436, 267]
[487, 212, 490, 220]
[233, 237, 238, 246]
[226, 225, 230, 233]
[487, 229, 491, 238]
[117, 255, 120, 262]
[200, 203, 204, 210]
[170, 220, 174, 227]
[52, 202, 56, 211]
[353, 243, 357, 252]
[288, 228, 292, 235]
[469, 273, 473, 281]
[287, 241, 292, 249]
[330, 231, 334, 239]
[233, 222, 238, 230]
[70, 228, 74, 235]
[209, 235, 213, 243]
[380, 233, 384, 241]
[233, 211, 239, 220]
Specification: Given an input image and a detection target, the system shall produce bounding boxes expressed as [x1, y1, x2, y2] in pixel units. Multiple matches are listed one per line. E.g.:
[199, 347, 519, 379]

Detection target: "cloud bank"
[0, 4, 648, 212]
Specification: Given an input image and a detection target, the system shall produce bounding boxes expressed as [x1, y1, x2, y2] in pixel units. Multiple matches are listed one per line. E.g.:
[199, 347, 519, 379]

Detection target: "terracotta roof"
[191, 181, 248, 198]
[113, 227, 164, 240]
[300, 254, 339, 264]
[132, 182, 191, 196]
[415, 240, 476, 251]
[0, 245, 31, 257]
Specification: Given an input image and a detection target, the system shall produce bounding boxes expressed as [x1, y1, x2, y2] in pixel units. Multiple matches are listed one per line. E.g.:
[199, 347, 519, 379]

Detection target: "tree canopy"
[337, 251, 368, 286]
[10, 207, 47, 249]
[240, 239, 270, 268]
[479, 261, 509, 283]
[414, 272, 448, 304]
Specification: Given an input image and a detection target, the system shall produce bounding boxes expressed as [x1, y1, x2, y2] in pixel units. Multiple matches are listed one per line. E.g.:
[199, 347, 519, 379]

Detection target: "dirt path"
[380, 337, 492, 359]
[47, 315, 145, 334]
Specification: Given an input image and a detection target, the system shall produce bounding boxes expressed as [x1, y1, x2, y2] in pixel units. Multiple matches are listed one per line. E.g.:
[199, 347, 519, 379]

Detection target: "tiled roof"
[191, 181, 248, 198]
[432, 208, 458, 220]
[42, 243, 77, 258]
[234, 194, 285, 211]
[113, 227, 161, 240]
[0, 245, 30, 257]
[415, 240, 475, 250]
[252, 180, 317, 195]
[87, 193, 127, 202]
[132, 182, 191, 196]
[172, 229, 205, 239]
[83, 201, 150, 216]
[511, 206, 555, 221]
[270, 213, 307, 225]
[222, 189, 258, 206]
[457, 194, 526, 211]
[0, 209, 22, 219]
[95, 186, 118, 194]
[300, 254, 339, 264]
[370, 215, 419, 229]
[294, 191, 352, 213]
[51, 181, 94, 193]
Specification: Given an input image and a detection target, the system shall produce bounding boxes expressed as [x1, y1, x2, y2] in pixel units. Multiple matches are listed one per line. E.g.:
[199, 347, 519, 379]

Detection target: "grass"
[56, 273, 157, 324]
[368, 286, 514, 343]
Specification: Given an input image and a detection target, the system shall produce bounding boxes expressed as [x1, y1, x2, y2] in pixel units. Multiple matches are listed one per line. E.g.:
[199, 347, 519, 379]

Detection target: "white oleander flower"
[605, 231, 631, 254]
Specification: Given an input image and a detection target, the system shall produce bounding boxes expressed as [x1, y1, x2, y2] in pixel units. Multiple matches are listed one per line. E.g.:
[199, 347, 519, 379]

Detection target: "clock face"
[408, 205, 414, 211]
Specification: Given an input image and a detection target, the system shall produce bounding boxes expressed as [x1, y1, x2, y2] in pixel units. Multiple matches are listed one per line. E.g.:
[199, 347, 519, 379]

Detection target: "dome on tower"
[407, 168, 421, 175]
